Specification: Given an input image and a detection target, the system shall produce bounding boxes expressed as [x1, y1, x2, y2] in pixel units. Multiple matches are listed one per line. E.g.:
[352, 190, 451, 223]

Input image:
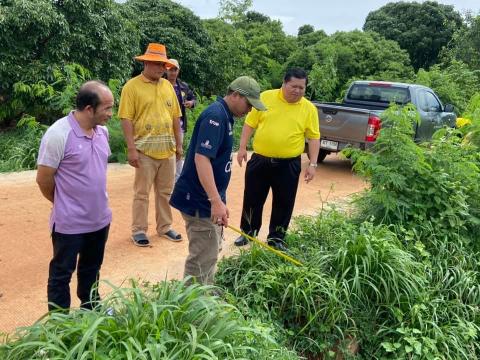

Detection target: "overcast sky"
[172, 0, 480, 35]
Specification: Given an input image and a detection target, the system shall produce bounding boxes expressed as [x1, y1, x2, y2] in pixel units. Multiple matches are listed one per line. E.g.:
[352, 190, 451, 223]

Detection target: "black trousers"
[48, 224, 109, 311]
[240, 153, 301, 240]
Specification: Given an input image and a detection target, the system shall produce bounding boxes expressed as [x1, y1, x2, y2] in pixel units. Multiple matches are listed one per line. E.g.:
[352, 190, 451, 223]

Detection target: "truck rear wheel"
[305, 145, 330, 163]
[317, 149, 329, 163]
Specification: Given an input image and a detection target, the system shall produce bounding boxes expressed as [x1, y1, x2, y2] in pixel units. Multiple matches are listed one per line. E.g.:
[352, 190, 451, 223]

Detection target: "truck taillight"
[365, 115, 381, 142]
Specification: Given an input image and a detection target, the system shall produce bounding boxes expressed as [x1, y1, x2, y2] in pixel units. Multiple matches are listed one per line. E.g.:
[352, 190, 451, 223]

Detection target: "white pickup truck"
[309, 80, 456, 163]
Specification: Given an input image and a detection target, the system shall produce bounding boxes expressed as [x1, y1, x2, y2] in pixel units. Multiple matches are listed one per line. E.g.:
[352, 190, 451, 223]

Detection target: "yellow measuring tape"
[227, 225, 303, 267]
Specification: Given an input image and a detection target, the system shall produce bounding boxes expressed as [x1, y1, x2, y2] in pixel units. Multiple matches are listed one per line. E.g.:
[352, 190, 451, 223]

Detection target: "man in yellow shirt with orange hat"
[118, 43, 183, 247]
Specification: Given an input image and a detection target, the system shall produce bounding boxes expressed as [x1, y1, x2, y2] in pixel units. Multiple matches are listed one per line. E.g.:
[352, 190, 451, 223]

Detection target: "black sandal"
[132, 233, 150, 247]
[163, 229, 182, 242]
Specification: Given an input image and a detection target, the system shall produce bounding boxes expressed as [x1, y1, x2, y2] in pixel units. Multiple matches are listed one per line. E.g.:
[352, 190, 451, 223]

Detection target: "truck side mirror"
[444, 104, 454, 113]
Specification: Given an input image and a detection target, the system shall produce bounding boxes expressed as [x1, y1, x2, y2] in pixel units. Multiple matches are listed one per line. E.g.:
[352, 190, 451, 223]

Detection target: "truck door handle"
[323, 108, 338, 115]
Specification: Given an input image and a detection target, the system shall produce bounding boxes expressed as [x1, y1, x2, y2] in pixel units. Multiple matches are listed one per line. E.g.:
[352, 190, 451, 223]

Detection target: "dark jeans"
[240, 153, 301, 241]
[48, 224, 109, 311]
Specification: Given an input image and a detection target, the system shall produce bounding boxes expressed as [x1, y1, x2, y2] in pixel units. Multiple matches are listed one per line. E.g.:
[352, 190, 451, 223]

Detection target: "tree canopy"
[0, 0, 478, 126]
[298, 24, 314, 36]
[123, 0, 213, 92]
[440, 14, 480, 71]
[287, 30, 414, 101]
[0, 0, 138, 124]
[363, 1, 464, 70]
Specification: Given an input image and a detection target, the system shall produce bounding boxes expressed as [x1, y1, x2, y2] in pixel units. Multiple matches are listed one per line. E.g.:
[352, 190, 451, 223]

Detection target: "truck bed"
[307, 80, 456, 163]
[313, 102, 385, 148]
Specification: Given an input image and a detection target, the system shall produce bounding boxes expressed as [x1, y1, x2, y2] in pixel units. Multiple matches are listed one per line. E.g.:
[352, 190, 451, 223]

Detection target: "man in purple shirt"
[36, 80, 114, 311]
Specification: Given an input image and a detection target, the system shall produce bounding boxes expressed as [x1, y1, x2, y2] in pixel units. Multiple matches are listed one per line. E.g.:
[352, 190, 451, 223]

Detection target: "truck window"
[347, 84, 409, 104]
[418, 90, 441, 112]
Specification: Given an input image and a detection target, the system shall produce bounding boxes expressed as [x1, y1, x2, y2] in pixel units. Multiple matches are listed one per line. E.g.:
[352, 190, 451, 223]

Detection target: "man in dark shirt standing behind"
[165, 58, 196, 181]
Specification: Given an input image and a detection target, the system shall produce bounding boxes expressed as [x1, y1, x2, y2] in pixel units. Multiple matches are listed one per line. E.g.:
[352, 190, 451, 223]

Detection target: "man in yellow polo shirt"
[118, 43, 183, 247]
[235, 68, 320, 250]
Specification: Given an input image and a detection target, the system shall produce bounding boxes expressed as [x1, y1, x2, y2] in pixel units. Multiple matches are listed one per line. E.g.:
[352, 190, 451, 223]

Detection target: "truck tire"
[305, 145, 330, 163]
[317, 149, 329, 163]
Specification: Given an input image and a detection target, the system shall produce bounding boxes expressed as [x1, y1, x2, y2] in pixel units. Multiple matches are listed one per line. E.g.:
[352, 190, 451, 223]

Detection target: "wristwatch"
[309, 163, 318, 168]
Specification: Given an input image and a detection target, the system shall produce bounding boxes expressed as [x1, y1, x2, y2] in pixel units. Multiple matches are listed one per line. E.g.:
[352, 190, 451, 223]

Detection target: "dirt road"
[0, 153, 366, 335]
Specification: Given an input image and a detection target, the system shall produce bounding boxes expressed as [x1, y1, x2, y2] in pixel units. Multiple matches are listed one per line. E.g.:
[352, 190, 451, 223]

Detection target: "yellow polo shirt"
[118, 74, 181, 159]
[245, 89, 320, 158]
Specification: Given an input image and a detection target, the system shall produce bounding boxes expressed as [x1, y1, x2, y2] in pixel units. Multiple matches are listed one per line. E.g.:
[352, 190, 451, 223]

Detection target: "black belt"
[253, 153, 300, 163]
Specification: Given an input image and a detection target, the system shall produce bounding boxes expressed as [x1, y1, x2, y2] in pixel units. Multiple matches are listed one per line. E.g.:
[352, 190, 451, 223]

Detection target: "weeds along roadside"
[0, 98, 245, 172]
[216, 104, 480, 359]
[0, 280, 299, 360]
[216, 214, 431, 358]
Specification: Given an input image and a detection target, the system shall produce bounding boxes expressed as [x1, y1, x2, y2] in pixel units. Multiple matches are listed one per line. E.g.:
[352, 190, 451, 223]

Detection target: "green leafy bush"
[0, 69, 129, 170]
[347, 104, 480, 244]
[459, 92, 480, 147]
[217, 106, 480, 356]
[5, 64, 90, 127]
[415, 61, 480, 115]
[340, 103, 480, 358]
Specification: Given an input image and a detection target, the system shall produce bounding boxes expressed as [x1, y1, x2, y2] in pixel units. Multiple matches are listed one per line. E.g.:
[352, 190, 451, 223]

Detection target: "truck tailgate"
[316, 103, 372, 145]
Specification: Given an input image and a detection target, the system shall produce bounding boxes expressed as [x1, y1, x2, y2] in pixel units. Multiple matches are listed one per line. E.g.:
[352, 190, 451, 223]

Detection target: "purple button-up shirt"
[37, 112, 112, 234]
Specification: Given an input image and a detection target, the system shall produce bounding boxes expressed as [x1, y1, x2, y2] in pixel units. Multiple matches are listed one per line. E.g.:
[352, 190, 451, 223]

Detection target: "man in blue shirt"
[170, 76, 266, 284]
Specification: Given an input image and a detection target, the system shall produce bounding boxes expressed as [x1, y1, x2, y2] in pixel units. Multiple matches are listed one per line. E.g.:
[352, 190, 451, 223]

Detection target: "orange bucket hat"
[134, 43, 175, 68]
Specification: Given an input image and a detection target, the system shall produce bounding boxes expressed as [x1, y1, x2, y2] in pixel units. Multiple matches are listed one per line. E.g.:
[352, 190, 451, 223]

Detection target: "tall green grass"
[216, 212, 430, 358]
[0, 117, 127, 172]
[0, 280, 299, 360]
[216, 210, 480, 359]
[0, 119, 45, 172]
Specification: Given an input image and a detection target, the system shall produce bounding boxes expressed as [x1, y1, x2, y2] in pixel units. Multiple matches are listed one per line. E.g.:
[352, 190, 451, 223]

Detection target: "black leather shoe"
[234, 235, 249, 247]
[267, 238, 288, 252]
